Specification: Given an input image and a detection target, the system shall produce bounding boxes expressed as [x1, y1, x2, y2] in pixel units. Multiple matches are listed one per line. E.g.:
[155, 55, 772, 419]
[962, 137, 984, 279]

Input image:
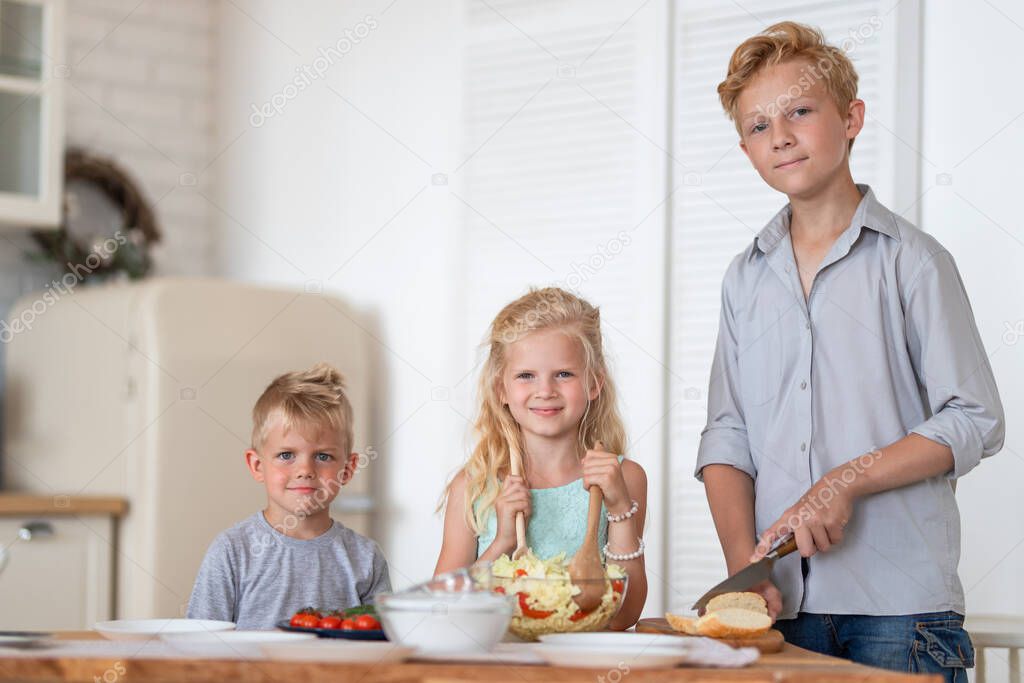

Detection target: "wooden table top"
[0, 494, 128, 517]
[0, 631, 940, 682]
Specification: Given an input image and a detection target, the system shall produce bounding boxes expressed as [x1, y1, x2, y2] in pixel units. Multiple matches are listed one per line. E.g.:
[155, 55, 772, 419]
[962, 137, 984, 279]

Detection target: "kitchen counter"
[0, 494, 128, 516]
[0, 632, 940, 682]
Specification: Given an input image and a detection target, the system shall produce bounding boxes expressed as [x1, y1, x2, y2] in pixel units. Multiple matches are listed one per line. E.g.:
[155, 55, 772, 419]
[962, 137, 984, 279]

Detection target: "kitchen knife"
[690, 533, 798, 612]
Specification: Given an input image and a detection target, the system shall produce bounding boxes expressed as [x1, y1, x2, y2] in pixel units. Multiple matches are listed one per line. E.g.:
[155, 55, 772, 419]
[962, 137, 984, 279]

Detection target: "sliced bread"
[704, 591, 768, 615]
[694, 608, 772, 639]
[665, 613, 699, 635]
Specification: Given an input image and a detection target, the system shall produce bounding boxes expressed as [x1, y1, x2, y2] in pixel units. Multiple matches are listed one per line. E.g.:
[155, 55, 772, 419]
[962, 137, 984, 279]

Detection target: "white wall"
[66, 0, 218, 274]
[211, 0, 673, 615]
[920, 1, 1024, 618]
[212, 0, 466, 590]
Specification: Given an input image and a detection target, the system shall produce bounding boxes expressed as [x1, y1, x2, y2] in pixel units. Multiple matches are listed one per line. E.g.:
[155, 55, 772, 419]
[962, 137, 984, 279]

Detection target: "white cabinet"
[0, 497, 121, 630]
[0, 0, 65, 229]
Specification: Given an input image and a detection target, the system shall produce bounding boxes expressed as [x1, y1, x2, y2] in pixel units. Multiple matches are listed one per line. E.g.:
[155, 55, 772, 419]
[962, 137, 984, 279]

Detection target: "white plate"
[537, 632, 760, 669]
[0, 631, 52, 648]
[538, 632, 694, 651]
[411, 644, 543, 665]
[94, 619, 236, 641]
[160, 630, 314, 657]
[260, 641, 414, 664]
[533, 643, 689, 669]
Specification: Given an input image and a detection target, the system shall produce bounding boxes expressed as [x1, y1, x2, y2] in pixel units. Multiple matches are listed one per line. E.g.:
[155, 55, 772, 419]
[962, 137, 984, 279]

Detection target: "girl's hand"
[493, 475, 531, 551]
[581, 447, 631, 514]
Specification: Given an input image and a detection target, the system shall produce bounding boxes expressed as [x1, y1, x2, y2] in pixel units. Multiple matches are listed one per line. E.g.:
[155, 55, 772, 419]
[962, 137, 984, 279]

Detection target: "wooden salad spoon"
[567, 440, 608, 612]
[508, 443, 529, 561]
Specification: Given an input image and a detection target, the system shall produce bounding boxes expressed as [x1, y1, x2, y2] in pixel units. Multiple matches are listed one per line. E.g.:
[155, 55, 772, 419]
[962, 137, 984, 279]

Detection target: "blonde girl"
[434, 287, 648, 629]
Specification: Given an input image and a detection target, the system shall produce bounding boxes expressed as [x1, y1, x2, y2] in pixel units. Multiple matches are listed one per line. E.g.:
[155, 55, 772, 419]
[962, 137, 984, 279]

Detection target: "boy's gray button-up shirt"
[695, 185, 1004, 619]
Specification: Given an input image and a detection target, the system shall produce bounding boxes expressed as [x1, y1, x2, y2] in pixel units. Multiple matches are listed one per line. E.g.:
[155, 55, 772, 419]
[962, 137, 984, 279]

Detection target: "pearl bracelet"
[602, 537, 645, 561]
[606, 500, 639, 523]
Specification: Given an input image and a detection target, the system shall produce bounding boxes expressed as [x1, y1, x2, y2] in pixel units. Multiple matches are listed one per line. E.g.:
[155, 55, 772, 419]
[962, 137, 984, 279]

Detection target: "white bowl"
[261, 641, 414, 663]
[94, 619, 236, 641]
[160, 630, 314, 657]
[377, 591, 512, 654]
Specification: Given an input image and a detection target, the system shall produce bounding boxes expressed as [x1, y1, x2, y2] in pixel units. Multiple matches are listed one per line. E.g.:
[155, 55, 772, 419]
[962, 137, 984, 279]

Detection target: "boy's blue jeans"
[775, 611, 974, 683]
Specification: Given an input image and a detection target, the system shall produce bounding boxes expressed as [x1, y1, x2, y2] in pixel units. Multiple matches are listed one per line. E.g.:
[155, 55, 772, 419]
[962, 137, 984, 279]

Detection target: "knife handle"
[768, 533, 798, 559]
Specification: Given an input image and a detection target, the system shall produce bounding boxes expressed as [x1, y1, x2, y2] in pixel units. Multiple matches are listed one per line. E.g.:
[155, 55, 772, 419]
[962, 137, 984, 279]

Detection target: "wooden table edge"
[0, 633, 943, 683]
[0, 494, 128, 517]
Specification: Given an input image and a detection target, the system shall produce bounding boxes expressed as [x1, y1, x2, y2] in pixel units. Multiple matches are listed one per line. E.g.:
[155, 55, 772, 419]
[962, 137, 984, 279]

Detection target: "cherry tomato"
[317, 615, 342, 629]
[517, 592, 554, 619]
[569, 608, 594, 622]
[290, 613, 320, 628]
[354, 614, 381, 630]
[514, 569, 528, 577]
[612, 579, 625, 594]
[339, 618, 357, 630]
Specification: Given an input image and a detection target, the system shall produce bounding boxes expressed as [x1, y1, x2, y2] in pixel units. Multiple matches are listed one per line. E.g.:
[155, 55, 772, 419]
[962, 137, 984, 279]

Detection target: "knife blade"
[690, 533, 798, 612]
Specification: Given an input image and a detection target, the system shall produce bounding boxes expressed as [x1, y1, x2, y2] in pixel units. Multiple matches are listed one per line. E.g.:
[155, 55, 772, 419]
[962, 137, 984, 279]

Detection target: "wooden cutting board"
[635, 618, 785, 653]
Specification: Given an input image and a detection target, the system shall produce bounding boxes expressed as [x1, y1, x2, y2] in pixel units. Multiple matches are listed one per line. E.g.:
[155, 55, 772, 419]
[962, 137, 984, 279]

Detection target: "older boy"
[696, 21, 1003, 682]
[187, 363, 391, 629]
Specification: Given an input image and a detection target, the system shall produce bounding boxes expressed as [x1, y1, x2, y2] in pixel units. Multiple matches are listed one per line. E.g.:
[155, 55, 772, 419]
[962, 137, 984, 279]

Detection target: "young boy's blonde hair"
[718, 21, 859, 148]
[251, 362, 354, 454]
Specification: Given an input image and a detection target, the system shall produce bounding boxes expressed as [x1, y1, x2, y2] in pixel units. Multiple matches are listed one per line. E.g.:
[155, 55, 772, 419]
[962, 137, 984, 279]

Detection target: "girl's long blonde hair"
[441, 287, 627, 534]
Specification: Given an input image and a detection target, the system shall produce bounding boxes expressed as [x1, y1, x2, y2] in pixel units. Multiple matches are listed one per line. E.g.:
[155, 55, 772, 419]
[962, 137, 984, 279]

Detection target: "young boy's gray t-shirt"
[187, 513, 391, 629]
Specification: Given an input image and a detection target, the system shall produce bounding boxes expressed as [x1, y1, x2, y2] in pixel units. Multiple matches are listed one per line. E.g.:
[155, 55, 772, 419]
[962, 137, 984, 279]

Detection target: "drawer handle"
[0, 522, 55, 575]
[18, 521, 55, 541]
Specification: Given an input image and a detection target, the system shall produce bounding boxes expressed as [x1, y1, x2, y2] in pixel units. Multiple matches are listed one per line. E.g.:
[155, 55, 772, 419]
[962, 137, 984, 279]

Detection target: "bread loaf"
[665, 591, 772, 638]
[704, 591, 767, 615]
[665, 613, 699, 635]
[694, 608, 772, 638]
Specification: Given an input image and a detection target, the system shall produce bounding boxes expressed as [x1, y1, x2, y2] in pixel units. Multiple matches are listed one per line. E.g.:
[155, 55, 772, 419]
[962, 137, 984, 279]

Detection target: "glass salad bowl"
[489, 552, 628, 641]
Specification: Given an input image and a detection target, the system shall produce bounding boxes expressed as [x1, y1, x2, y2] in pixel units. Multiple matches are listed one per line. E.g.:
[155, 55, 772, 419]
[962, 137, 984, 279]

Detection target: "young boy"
[696, 22, 1004, 682]
[187, 363, 391, 629]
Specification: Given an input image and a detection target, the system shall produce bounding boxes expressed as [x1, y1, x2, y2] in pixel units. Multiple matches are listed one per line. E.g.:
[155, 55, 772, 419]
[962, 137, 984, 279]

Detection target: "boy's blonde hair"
[251, 362, 354, 454]
[718, 21, 859, 147]
[441, 287, 627, 534]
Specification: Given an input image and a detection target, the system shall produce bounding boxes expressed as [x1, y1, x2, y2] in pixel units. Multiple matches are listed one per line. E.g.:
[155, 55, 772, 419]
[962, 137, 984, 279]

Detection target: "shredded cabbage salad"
[491, 550, 626, 640]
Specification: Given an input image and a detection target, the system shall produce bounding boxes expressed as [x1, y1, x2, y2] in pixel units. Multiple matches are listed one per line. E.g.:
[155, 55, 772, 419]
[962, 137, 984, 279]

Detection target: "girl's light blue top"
[475, 455, 625, 560]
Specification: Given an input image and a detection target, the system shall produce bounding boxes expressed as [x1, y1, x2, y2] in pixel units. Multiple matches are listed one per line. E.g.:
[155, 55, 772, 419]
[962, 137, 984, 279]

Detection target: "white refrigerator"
[2, 277, 377, 620]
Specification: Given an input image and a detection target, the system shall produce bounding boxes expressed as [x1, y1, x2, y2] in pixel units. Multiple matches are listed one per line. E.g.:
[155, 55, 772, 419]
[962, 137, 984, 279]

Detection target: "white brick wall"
[65, 0, 218, 275]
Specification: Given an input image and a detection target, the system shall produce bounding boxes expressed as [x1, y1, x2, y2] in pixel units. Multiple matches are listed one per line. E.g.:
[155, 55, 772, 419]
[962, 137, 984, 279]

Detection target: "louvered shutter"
[456, 0, 671, 612]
